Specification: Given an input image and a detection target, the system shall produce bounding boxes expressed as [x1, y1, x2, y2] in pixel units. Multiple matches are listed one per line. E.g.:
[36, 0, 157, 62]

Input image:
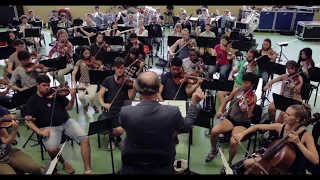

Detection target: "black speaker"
[280, 30, 295, 36]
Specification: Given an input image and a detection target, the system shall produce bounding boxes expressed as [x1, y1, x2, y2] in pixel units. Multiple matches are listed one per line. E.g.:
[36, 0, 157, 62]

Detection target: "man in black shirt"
[158, 57, 203, 144]
[24, 75, 93, 174]
[125, 33, 145, 59]
[97, 57, 137, 151]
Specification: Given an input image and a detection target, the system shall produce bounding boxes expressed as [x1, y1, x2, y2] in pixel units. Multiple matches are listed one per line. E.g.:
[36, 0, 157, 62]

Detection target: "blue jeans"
[41, 119, 87, 149]
[260, 70, 269, 88]
[208, 64, 230, 81]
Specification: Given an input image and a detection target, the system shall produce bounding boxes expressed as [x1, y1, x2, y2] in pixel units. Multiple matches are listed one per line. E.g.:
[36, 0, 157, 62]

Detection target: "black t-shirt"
[125, 42, 146, 59]
[102, 75, 132, 111]
[25, 93, 70, 128]
[161, 72, 188, 101]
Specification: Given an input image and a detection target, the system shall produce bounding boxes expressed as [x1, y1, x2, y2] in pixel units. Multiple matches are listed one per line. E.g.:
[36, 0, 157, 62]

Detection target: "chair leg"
[245, 139, 252, 157]
[71, 140, 74, 146]
[37, 135, 45, 160]
[75, 95, 79, 114]
[253, 133, 258, 152]
[314, 86, 319, 107]
[23, 131, 35, 148]
[17, 131, 20, 137]
[98, 133, 101, 148]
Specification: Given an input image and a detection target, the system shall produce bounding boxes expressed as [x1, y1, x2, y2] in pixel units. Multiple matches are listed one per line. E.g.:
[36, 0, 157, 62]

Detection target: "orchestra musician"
[48, 29, 74, 86]
[198, 23, 216, 55]
[234, 104, 319, 174]
[198, 8, 209, 21]
[182, 48, 205, 75]
[92, 6, 104, 28]
[0, 106, 42, 174]
[135, 20, 148, 37]
[97, 57, 137, 151]
[17, 15, 40, 53]
[170, 23, 182, 37]
[177, 12, 192, 26]
[104, 22, 122, 52]
[89, 32, 110, 59]
[83, 14, 97, 28]
[148, 15, 162, 56]
[205, 72, 259, 164]
[72, 46, 101, 114]
[196, 15, 213, 36]
[169, 28, 196, 60]
[155, 7, 164, 25]
[297, 47, 315, 84]
[57, 13, 72, 29]
[119, 71, 204, 174]
[49, 10, 61, 22]
[9, 50, 48, 92]
[6, 31, 18, 47]
[28, 10, 40, 21]
[208, 35, 235, 81]
[125, 13, 138, 28]
[258, 38, 278, 88]
[24, 74, 93, 174]
[115, 6, 126, 24]
[124, 47, 145, 79]
[125, 33, 146, 59]
[158, 57, 203, 144]
[218, 9, 231, 36]
[264, 60, 303, 124]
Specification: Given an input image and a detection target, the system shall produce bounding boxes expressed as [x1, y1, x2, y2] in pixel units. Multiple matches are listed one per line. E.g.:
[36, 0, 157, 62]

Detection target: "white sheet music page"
[166, 100, 187, 118]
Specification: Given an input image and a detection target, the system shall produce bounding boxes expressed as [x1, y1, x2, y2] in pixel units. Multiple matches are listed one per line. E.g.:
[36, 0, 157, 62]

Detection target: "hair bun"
[302, 103, 312, 117]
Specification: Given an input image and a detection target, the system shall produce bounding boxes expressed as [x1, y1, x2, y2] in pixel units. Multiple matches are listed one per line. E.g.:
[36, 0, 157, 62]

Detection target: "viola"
[244, 113, 320, 175]
[84, 57, 105, 70]
[46, 85, 86, 99]
[25, 63, 53, 73]
[0, 114, 36, 128]
[116, 75, 135, 86]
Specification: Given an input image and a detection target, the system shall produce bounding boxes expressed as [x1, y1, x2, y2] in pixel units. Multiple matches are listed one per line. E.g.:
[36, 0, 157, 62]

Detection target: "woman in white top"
[170, 23, 183, 37]
[135, 20, 148, 37]
[105, 22, 122, 52]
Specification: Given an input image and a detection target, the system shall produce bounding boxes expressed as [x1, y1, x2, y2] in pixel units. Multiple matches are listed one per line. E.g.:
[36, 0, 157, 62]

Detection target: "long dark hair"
[80, 45, 91, 60]
[298, 47, 312, 65]
[125, 47, 140, 65]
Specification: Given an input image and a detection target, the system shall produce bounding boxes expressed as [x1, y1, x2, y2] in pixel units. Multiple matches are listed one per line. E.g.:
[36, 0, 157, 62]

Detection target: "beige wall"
[23, 5, 320, 24]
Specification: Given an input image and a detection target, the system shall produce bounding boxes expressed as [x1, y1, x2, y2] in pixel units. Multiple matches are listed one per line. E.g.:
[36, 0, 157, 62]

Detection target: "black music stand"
[11, 86, 37, 108]
[167, 36, 181, 47]
[0, 46, 15, 60]
[0, 31, 9, 43]
[198, 55, 217, 67]
[24, 27, 41, 38]
[88, 115, 121, 174]
[28, 21, 43, 28]
[39, 56, 67, 86]
[309, 67, 320, 106]
[104, 36, 124, 46]
[196, 37, 219, 49]
[104, 51, 128, 66]
[89, 70, 114, 86]
[257, 58, 275, 107]
[68, 36, 90, 46]
[146, 24, 164, 61]
[273, 93, 302, 112]
[49, 20, 59, 28]
[265, 63, 286, 99]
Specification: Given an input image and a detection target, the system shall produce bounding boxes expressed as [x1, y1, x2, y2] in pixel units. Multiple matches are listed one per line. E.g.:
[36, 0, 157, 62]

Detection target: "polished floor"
[1, 27, 320, 174]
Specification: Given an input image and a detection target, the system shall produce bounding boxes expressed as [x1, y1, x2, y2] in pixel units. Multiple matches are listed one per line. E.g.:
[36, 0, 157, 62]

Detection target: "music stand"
[196, 37, 219, 49]
[0, 47, 16, 60]
[146, 25, 164, 62]
[24, 27, 41, 38]
[104, 51, 128, 65]
[104, 36, 124, 46]
[266, 63, 286, 98]
[89, 70, 114, 86]
[198, 55, 216, 66]
[167, 36, 181, 47]
[68, 36, 90, 46]
[0, 31, 9, 43]
[273, 93, 302, 112]
[11, 86, 37, 108]
[310, 67, 320, 106]
[39, 56, 67, 86]
[49, 20, 59, 28]
[257, 57, 275, 107]
[88, 115, 120, 174]
[28, 21, 43, 28]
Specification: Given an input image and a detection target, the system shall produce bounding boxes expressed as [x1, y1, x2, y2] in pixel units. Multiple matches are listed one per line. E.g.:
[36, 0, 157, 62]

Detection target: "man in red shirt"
[208, 35, 235, 81]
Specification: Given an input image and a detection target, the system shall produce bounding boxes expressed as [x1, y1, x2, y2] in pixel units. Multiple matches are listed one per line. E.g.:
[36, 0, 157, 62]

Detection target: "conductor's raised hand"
[191, 87, 205, 105]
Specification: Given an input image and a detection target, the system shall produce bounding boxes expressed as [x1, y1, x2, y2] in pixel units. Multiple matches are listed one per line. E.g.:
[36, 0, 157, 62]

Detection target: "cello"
[244, 113, 320, 174]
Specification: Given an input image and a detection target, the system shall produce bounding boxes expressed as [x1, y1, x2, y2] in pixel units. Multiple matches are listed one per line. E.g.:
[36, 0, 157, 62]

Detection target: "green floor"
[1, 27, 320, 174]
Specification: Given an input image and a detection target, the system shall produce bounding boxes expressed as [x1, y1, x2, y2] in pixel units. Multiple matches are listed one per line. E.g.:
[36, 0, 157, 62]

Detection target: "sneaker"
[83, 103, 89, 114]
[84, 170, 93, 174]
[205, 149, 219, 162]
[205, 129, 211, 137]
[93, 105, 99, 113]
[107, 140, 116, 151]
[62, 161, 75, 174]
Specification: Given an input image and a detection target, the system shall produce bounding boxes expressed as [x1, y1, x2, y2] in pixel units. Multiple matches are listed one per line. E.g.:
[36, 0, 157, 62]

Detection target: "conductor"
[118, 71, 205, 174]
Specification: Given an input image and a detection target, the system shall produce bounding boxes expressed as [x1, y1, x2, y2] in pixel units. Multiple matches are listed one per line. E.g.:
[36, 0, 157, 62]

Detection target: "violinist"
[135, 20, 148, 37]
[205, 73, 258, 164]
[17, 15, 40, 53]
[57, 13, 72, 29]
[24, 74, 93, 174]
[234, 104, 319, 174]
[9, 50, 48, 92]
[0, 106, 42, 174]
[89, 32, 110, 60]
[208, 35, 235, 81]
[297, 47, 315, 84]
[72, 46, 101, 114]
[182, 48, 205, 75]
[177, 12, 192, 26]
[124, 47, 145, 79]
[6, 30, 18, 47]
[258, 38, 278, 88]
[264, 61, 303, 123]
[216, 48, 260, 107]
[125, 33, 146, 59]
[48, 29, 74, 86]
[97, 57, 137, 151]
[148, 15, 162, 56]
[169, 28, 196, 60]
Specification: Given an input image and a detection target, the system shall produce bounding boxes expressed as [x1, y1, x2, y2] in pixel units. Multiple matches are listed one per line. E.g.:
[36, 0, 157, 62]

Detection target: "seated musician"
[57, 13, 72, 29]
[158, 57, 203, 144]
[6, 31, 18, 47]
[0, 81, 12, 109]
[178, 8, 186, 18]
[89, 32, 110, 59]
[234, 104, 319, 174]
[82, 14, 97, 28]
[218, 10, 230, 36]
[198, 8, 209, 21]
[115, 6, 126, 24]
[125, 13, 138, 28]
[28, 10, 40, 21]
[135, 20, 148, 37]
[170, 23, 182, 37]
[217, 48, 260, 107]
[92, 6, 104, 28]
[125, 33, 146, 59]
[72, 46, 101, 114]
[18, 15, 40, 53]
[155, 7, 164, 25]
[258, 38, 278, 88]
[124, 47, 145, 79]
[0, 106, 42, 174]
[264, 61, 303, 124]
[48, 29, 74, 86]
[97, 57, 136, 150]
[208, 35, 235, 81]
[105, 22, 122, 52]
[205, 72, 259, 164]
[9, 50, 48, 92]
[177, 12, 192, 27]
[298, 47, 314, 84]
[196, 15, 212, 36]
[24, 74, 93, 174]
[148, 15, 162, 56]
[182, 48, 205, 75]
[199, 23, 216, 56]
[168, 28, 196, 60]
[49, 10, 61, 22]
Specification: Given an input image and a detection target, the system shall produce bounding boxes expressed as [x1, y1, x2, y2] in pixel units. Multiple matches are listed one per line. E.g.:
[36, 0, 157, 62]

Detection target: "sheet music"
[166, 100, 187, 118]
[219, 148, 233, 174]
[45, 141, 67, 174]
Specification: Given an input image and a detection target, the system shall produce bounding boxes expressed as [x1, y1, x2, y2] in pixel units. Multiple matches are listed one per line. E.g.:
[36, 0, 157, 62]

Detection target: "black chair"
[309, 67, 320, 106]
[301, 83, 313, 104]
[121, 150, 170, 174]
[222, 105, 263, 157]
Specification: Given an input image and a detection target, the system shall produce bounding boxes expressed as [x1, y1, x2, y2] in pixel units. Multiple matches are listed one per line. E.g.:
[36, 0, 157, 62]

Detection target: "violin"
[116, 75, 135, 86]
[244, 113, 320, 175]
[284, 74, 301, 87]
[173, 71, 201, 85]
[25, 63, 52, 73]
[0, 114, 36, 128]
[238, 89, 255, 119]
[84, 57, 105, 70]
[46, 85, 86, 99]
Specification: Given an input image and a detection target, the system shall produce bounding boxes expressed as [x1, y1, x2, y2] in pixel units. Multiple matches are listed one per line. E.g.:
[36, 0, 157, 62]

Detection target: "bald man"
[118, 71, 204, 174]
